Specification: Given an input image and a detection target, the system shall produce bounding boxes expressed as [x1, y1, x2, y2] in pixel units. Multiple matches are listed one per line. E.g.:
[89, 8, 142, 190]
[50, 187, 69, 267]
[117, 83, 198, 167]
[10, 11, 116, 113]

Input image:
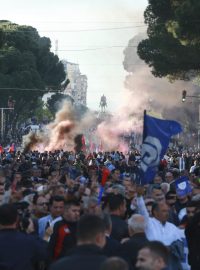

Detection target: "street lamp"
[182, 90, 187, 102]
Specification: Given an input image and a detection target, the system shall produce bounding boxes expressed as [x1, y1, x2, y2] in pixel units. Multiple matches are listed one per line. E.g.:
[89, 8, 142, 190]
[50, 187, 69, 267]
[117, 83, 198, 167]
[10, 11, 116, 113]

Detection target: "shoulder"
[39, 215, 50, 223]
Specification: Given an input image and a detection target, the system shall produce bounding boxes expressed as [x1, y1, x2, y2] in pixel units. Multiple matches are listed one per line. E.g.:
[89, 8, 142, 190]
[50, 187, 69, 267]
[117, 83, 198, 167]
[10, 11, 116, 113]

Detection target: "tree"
[46, 93, 74, 115]
[0, 20, 66, 127]
[137, 0, 200, 80]
[46, 93, 88, 120]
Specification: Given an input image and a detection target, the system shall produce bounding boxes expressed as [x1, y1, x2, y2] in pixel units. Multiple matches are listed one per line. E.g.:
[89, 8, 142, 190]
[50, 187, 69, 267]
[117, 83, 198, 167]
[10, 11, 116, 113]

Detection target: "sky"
[0, 0, 148, 111]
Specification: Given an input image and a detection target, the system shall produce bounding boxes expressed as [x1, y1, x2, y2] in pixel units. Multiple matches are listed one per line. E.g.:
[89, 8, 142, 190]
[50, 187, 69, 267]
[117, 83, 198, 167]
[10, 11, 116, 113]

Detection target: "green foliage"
[46, 93, 74, 115]
[137, 0, 200, 80]
[0, 20, 66, 125]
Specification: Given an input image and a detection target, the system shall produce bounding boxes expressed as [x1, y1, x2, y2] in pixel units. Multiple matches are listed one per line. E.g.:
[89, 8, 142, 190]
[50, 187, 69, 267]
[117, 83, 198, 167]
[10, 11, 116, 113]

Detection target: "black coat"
[49, 244, 107, 270]
[118, 233, 148, 269]
[185, 212, 200, 270]
[0, 229, 48, 270]
[110, 214, 129, 241]
[102, 235, 121, 257]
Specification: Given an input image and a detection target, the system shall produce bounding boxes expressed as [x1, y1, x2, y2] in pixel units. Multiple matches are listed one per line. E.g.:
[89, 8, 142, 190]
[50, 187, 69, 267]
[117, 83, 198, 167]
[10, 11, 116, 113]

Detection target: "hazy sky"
[0, 0, 148, 111]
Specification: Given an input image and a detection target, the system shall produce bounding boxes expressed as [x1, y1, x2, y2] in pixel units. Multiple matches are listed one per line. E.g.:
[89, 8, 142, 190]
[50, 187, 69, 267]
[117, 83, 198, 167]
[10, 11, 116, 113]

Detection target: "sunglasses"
[37, 202, 48, 206]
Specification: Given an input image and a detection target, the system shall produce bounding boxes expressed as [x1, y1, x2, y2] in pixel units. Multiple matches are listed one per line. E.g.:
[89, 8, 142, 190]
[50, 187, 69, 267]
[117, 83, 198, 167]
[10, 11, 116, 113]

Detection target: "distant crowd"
[0, 148, 200, 270]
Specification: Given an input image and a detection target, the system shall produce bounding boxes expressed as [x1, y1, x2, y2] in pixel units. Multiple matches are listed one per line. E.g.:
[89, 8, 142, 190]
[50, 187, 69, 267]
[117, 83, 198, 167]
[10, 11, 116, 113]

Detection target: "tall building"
[62, 60, 87, 106]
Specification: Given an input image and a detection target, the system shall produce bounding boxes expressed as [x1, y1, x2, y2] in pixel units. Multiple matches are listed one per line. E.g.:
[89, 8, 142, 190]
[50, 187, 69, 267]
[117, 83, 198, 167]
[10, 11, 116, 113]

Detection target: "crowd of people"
[0, 147, 200, 270]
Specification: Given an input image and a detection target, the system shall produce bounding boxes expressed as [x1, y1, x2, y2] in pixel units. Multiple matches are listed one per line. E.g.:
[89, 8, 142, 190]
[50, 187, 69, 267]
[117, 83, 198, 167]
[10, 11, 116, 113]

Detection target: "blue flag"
[140, 113, 182, 184]
[175, 176, 192, 197]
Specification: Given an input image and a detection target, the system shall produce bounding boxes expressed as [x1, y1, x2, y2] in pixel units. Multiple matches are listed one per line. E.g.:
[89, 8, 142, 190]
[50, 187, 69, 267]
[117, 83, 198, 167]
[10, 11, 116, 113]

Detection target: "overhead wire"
[1, 25, 146, 33]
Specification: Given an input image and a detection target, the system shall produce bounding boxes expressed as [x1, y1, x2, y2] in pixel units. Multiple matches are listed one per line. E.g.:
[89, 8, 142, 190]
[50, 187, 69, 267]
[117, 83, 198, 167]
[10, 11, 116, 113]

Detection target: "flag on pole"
[140, 112, 182, 185]
[98, 167, 111, 204]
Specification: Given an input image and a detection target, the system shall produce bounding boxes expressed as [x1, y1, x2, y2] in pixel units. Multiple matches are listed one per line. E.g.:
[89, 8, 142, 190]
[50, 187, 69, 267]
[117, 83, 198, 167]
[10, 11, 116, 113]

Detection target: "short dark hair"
[0, 203, 18, 225]
[142, 241, 169, 265]
[165, 191, 176, 200]
[64, 199, 80, 209]
[77, 214, 106, 242]
[100, 257, 129, 270]
[49, 195, 65, 206]
[107, 194, 125, 211]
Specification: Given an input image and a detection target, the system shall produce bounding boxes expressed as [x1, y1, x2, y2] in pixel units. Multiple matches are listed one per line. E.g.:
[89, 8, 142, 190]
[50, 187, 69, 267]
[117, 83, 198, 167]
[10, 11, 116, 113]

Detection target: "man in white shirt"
[136, 188, 181, 246]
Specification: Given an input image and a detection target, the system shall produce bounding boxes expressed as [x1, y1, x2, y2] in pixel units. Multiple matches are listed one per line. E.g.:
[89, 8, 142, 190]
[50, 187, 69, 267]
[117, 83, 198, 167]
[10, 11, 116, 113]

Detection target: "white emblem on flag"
[141, 136, 162, 172]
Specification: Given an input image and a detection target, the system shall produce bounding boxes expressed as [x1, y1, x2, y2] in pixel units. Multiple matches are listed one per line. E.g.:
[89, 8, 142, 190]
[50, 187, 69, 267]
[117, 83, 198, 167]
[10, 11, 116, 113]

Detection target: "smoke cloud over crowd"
[23, 33, 197, 152]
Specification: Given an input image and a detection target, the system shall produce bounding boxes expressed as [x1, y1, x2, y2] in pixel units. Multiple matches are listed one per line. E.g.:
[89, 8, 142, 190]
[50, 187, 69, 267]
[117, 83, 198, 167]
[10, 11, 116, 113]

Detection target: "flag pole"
[142, 110, 146, 143]
[138, 110, 146, 186]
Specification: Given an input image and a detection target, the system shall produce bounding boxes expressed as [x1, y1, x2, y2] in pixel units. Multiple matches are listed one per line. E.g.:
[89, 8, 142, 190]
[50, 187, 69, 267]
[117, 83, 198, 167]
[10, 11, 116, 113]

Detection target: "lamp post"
[182, 90, 200, 148]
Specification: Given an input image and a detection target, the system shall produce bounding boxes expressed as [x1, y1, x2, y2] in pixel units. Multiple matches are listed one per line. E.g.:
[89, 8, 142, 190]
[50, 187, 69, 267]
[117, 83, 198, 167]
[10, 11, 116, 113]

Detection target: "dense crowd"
[0, 148, 200, 270]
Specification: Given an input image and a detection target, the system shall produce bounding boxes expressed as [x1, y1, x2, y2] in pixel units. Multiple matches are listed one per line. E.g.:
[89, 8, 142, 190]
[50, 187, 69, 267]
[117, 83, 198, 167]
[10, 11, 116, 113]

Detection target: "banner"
[140, 112, 182, 184]
[175, 176, 192, 197]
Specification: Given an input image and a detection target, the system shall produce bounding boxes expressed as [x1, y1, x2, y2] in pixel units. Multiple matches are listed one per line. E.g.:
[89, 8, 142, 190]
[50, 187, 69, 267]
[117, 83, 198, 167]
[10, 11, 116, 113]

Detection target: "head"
[153, 175, 162, 185]
[63, 199, 81, 222]
[32, 168, 42, 178]
[165, 172, 174, 183]
[160, 183, 170, 195]
[186, 200, 197, 220]
[165, 191, 177, 207]
[100, 257, 129, 270]
[49, 195, 65, 218]
[124, 178, 136, 199]
[52, 185, 66, 197]
[111, 169, 121, 182]
[151, 186, 165, 202]
[107, 193, 126, 218]
[13, 172, 22, 183]
[136, 241, 169, 270]
[0, 203, 18, 229]
[77, 214, 106, 248]
[152, 202, 169, 224]
[32, 194, 48, 218]
[128, 214, 146, 236]
[84, 196, 102, 215]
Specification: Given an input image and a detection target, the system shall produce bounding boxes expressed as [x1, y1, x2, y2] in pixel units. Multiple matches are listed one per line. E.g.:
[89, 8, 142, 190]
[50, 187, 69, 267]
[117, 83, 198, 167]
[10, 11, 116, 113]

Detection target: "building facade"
[62, 60, 87, 106]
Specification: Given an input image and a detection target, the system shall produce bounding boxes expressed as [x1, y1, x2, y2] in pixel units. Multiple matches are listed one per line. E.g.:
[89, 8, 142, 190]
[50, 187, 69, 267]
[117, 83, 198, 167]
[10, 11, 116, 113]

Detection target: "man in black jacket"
[107, 193, 129, 241]
[0, 203, 48, 270]
[185, 211, 200, 270]
[48, 199, 81, 260]
[119, 214, 148, 269]
[50, 214, 107, 270]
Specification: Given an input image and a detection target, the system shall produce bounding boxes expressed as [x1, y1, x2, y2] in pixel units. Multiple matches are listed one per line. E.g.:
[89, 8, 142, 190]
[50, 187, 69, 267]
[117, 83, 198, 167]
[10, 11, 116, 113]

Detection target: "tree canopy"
[47, 93, 74, 115]
[0, 20, 66, 124]
[137, 0, 200, 80]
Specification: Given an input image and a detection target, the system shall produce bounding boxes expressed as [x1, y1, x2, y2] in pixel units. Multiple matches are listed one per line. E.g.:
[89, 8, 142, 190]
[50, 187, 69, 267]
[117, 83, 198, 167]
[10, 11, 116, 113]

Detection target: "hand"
[136, 185, 145, 197]
[26, 218, 35, 234]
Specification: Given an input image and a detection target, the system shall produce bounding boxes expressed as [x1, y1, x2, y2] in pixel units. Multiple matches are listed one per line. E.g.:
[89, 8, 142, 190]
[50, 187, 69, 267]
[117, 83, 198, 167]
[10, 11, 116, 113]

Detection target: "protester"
[0, 203, 48, 270]
[136, 241, 170, 270]
[101, 212, 121, 257]
[0, 146, 199, 270]
[48, 199, 81, 260]
[107, 193, 129, 241]
[49, 214, 107, 270]
[38, 195, 65, 239]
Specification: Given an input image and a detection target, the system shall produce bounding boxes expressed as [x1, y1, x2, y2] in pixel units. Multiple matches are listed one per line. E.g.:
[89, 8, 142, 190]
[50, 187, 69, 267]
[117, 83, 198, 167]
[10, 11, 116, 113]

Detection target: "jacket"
[49, 244, 107, 270]
[0, 229, 47, 270]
